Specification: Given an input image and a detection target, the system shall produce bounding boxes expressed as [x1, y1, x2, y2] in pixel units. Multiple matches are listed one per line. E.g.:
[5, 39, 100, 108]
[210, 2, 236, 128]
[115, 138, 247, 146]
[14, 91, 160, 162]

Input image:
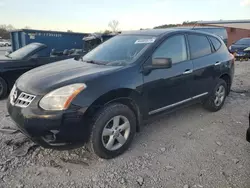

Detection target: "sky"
[0, 0, 250, 32]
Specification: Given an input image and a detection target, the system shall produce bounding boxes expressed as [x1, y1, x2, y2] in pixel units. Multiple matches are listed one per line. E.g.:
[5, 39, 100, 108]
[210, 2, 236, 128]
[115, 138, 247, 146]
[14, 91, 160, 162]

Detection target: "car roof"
[121, 29, 177, 36]
[121, 28, 219, 37]
[176, 26, 226, 29]
[239, 38, 250, 40]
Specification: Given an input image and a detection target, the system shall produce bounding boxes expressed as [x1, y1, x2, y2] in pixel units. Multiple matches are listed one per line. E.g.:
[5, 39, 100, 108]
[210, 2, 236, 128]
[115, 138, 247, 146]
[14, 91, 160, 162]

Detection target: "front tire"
[87, 103, 136, 159]
[203, 79, 227, 112]
[0, 77, 8, 99]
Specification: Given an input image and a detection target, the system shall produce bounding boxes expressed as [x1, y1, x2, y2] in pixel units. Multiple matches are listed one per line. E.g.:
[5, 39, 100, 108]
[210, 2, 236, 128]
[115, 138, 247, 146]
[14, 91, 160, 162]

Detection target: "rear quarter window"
[187, 34, 212, 59]
[209, 37, 222, 51]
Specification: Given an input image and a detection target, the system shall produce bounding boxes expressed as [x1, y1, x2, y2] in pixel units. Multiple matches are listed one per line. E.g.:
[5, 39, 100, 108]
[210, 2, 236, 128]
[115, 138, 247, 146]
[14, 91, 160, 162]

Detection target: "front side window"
[234, 38, 250, 45]
[188, 34, 212, 59]
[152, 35, 187, 64]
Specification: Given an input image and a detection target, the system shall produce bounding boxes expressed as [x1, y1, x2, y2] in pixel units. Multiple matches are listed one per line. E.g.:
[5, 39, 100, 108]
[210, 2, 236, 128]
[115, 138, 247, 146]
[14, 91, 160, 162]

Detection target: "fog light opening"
[42, 131, 57, 143]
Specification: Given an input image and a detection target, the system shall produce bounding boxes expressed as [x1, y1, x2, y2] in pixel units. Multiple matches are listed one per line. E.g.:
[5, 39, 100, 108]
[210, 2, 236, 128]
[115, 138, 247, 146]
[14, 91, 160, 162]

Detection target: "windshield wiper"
[106, 60, 128, 66]
[5, 54, 12, 59]
[82, 59, 105, 65]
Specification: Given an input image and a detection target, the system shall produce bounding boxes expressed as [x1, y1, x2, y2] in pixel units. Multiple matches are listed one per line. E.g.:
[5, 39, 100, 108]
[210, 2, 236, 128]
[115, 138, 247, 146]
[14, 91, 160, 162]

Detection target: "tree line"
[0, 24, 15, 39]
[154, 21, 197, 29]
[0, 20, 120, 39]
[0, 20, 197, 40]
[0, 24, 31, 39]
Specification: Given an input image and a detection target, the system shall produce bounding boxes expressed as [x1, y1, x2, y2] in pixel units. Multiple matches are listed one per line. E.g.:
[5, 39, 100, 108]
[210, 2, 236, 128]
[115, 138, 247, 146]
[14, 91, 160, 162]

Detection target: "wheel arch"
[219, 73, 231, 95]
[84, 88, 143, 132]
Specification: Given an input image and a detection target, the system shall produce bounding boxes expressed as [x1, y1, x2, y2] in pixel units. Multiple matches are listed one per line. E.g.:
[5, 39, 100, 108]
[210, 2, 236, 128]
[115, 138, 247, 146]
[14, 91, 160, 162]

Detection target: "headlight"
[39, 83, 86, 110]
[229, 46, 232, 51]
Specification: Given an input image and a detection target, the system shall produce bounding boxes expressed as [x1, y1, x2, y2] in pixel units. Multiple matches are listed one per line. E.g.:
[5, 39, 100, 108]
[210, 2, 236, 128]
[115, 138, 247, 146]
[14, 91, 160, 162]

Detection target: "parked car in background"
[0, 42, 82, 98]
[10, 29, 89, 57]
[7, 29, 234, 159]
[83, 33, 117, 52]
[229, 38, 250, 60]
[0, 40, 11, 47]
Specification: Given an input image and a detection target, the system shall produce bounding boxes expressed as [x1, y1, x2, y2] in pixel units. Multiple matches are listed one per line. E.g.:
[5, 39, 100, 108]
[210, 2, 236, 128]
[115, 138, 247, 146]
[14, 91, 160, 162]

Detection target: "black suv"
[7, 29, 235, 159]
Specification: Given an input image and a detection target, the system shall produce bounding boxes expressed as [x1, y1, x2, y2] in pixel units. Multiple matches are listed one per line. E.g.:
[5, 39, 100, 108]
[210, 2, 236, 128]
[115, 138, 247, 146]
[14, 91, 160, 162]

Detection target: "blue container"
[10, 29, 89, 56]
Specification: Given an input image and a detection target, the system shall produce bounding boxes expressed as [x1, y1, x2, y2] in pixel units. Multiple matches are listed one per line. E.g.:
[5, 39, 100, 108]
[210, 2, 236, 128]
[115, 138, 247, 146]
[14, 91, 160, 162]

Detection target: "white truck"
[0, 40, 11, 47]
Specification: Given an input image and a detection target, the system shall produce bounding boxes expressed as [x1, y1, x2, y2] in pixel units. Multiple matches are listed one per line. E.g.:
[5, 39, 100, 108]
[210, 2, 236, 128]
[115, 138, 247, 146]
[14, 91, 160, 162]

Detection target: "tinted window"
[197, 28, 227, 40]
[153, 35, 187, 64]
[8, 43, 42, 59]
[234, 38, 250, 45]
[209, 37, 221, 51]
[188, 35, 212, 59]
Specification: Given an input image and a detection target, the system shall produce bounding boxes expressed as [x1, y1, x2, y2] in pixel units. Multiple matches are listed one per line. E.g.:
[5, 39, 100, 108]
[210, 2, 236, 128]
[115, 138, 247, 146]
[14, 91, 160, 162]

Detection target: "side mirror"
[142, 58, 172, 74]
[152, 58, 172, 68]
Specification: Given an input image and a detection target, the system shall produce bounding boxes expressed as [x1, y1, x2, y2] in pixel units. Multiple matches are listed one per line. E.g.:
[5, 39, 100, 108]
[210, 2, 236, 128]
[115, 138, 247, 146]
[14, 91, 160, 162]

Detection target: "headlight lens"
[229, 46, 232, 50]
[39, 83, 86, 110]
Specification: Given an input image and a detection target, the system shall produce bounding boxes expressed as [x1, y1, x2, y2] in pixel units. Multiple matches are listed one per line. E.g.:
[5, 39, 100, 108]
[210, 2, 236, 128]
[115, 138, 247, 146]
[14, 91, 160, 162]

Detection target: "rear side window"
[209, 37, 221, 51]
[153, 35, 187, 64]
[188, 35, 212, 59]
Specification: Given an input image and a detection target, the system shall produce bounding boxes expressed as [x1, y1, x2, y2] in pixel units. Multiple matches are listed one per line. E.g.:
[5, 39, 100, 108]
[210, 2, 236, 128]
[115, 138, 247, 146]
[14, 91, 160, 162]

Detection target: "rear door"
[187, 34, 219, 97]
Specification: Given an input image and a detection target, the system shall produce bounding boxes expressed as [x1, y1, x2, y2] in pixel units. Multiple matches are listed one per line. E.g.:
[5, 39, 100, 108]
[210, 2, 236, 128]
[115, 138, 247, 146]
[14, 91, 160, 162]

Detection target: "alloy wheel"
[214, 85, 225, 106]
[102, 115, 131, 151]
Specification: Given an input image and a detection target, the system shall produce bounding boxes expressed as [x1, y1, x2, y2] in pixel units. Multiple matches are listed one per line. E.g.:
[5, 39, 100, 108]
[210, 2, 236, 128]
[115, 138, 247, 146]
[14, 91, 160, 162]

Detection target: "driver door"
[143, 34, 194, 114]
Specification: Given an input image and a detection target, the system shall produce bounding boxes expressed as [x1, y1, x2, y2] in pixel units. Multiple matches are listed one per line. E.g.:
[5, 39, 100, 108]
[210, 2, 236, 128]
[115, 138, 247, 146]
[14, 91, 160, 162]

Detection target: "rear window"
[188, 34, 212, 59]
[209, 37, 222, 51]
[196, 28, 227, 40]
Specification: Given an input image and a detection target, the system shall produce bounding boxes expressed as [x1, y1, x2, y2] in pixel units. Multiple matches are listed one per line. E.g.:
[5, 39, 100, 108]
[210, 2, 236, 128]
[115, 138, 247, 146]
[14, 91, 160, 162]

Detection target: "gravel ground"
[0, 60, 250, 188]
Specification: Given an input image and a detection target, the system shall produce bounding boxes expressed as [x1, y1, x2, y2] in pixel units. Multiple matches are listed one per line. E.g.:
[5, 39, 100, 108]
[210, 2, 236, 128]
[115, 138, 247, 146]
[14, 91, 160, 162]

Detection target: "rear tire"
[87, 103, 136, 159]
[0, 77, 8, 99]
[203, 79, 227, 112]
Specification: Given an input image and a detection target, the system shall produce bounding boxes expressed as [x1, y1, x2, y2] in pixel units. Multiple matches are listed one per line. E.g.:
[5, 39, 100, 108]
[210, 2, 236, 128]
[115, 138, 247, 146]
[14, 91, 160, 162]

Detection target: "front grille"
[15, 92, 36, 108]
[10, 85, 36, 108]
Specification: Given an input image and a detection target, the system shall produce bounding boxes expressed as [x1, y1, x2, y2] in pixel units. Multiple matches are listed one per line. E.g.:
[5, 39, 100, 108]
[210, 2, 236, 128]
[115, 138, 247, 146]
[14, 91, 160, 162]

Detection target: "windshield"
[8, 43, 42, 59]
[235, 38, 250, 45]
[82, 35, 156, 65]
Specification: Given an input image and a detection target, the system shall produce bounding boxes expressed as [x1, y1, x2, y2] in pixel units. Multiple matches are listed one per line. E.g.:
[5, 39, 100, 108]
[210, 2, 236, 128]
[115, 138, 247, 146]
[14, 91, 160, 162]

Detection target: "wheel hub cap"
[102, 115, 131, 151]
[214, 85, 225, 106]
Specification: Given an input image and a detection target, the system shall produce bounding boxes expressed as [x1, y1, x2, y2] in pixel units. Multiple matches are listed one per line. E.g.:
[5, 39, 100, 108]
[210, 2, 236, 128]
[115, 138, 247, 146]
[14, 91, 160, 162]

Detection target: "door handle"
[183, 69, 193, 75]
[215, 61, 221, 66]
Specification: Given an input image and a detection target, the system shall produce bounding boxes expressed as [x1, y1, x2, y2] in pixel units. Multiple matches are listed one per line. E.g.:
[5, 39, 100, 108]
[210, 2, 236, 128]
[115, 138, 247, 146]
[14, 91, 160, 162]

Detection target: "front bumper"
[7, 98, 90, 150]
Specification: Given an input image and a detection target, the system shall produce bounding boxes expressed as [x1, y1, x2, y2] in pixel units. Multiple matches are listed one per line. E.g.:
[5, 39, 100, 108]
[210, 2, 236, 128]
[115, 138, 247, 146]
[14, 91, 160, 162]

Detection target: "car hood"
[16, 58, 122, 95]
[230, 44, 249, 51]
